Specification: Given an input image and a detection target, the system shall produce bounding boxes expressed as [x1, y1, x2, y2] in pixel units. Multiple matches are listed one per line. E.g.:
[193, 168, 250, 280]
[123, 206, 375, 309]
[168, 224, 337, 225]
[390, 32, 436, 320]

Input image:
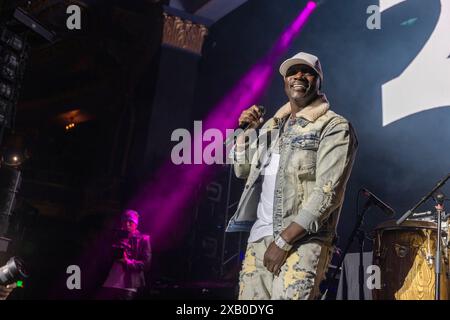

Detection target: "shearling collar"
[273, 94, 330, 123]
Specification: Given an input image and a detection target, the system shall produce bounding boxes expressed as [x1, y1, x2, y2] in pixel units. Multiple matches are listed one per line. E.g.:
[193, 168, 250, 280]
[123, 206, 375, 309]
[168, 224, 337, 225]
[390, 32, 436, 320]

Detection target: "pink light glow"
[130, 1, 317, 251]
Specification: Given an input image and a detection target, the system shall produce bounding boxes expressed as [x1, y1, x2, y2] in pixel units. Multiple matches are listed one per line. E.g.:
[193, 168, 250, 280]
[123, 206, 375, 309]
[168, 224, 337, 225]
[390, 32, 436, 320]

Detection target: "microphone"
[224, 105, 265, 146]
[434, 192, 446, 205]
[238, 105, 266, 130]
[361, 188, 395, 216]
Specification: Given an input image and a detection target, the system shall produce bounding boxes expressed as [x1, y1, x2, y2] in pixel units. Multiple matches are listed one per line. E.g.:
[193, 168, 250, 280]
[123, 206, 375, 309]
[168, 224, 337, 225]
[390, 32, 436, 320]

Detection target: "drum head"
[374, 219, 437, 232]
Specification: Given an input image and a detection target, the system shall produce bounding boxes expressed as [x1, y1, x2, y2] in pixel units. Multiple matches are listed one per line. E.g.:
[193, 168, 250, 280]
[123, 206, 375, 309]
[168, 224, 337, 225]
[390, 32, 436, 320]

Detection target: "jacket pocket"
[289, 133, 319, 178]
[290, 133, 320, 151]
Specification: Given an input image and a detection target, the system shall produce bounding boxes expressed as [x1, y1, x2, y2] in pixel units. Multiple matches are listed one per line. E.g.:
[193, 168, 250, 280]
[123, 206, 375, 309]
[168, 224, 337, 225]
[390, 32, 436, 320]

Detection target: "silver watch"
[274, 235, 292, 251]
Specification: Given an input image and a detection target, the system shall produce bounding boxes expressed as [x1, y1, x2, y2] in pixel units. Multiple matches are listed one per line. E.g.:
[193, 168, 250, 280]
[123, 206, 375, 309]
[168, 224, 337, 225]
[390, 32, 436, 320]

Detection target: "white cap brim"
[279, 58, 323, 81]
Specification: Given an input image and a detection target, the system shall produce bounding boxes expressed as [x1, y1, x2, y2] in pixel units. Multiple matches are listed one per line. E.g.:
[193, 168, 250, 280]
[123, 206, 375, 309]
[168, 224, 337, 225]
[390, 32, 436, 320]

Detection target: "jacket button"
[245, 185, 250, 189]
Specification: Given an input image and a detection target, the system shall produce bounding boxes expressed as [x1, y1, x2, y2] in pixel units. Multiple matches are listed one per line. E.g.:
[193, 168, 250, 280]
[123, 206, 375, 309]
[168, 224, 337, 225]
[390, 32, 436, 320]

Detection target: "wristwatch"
[274, 235, 293, 251]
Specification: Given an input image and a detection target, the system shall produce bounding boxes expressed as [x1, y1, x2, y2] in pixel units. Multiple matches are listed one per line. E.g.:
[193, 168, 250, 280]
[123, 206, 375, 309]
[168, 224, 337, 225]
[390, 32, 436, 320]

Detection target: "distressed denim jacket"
[226, 94, 358, 246]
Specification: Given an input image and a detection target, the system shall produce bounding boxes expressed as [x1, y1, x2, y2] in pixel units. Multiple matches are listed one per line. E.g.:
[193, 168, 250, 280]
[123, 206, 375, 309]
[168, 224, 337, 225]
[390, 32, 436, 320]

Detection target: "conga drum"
[372, 219, 449, 300]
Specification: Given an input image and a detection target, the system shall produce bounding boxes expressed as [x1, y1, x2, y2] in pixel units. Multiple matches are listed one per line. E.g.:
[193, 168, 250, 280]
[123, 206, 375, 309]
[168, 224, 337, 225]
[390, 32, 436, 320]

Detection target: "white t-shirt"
[247, 151, 280, 243]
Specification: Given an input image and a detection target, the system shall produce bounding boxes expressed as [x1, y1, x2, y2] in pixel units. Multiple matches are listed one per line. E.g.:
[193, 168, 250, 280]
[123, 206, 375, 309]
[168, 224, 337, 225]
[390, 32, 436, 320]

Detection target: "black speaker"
[0, 167, 21, 237]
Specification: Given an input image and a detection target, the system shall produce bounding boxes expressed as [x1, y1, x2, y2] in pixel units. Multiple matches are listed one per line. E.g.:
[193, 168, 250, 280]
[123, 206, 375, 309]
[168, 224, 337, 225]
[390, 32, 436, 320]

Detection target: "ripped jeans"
[238, 236, 333, 300]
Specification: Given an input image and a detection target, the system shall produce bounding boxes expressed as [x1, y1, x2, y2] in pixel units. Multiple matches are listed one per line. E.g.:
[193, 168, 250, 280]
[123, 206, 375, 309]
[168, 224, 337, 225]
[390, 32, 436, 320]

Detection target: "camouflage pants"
[238, 236, 333, 300]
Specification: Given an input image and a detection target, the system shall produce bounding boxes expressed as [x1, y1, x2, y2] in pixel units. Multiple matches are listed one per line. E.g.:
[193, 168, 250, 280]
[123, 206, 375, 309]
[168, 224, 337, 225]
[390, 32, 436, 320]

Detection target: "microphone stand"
[321, 198, 372, 300]
[396, 173, 450, 225]
[434, 195, 446, 300]
[395, 173, 450, 300]
[223, 124, 250, 147]
[357, 226, 366, 300]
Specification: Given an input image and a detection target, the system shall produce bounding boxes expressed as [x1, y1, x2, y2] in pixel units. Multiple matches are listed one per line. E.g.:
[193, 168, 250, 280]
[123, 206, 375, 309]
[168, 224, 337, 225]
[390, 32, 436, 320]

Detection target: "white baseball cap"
[279, 52, 323, 83]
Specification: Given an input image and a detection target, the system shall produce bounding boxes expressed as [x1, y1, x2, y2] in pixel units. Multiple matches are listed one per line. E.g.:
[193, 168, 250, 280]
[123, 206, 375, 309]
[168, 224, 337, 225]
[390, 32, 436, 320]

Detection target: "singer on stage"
[227, 52, 358, 300]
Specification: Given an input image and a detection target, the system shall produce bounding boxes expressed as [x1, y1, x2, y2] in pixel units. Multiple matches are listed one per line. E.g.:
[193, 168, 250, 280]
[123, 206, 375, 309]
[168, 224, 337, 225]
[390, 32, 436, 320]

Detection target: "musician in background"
[98, 209, 151, 300]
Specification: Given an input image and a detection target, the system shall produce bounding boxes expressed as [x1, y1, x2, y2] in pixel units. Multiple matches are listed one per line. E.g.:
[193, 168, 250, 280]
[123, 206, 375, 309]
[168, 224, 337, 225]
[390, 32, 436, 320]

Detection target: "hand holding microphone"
[238, 105, 265, 130]
[225, 105, 265, 147]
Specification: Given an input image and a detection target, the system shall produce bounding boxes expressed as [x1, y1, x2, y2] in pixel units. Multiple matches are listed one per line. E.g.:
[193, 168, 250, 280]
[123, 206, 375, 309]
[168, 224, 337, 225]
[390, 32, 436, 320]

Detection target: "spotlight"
[65, 122, 76, 131]
[0, 134, 27, 168]
[2, 152, 22, 167]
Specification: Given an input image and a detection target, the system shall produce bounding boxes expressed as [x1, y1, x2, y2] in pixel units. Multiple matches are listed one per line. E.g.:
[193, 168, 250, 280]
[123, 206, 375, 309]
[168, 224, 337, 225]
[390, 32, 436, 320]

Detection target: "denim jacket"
[226, 94, 358, 245]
